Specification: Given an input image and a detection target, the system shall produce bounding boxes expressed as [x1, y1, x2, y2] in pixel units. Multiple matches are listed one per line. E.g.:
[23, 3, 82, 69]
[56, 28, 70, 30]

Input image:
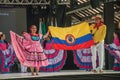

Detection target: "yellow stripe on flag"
[49, 22, 91, 40]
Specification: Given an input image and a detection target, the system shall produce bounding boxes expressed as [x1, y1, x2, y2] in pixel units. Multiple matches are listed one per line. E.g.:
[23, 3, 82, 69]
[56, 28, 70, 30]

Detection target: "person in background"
[90, 14, 106, 73]
[10, 25, 49, 75]
[40, 35, 67, 72]
[105, 22, 120, 71]
[0, 32, 15, 73]
[20, 31, 27, 73]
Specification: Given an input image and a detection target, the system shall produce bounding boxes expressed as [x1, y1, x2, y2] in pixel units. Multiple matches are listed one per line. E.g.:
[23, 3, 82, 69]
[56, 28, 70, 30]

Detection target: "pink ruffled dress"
[10, 31, 48, 68]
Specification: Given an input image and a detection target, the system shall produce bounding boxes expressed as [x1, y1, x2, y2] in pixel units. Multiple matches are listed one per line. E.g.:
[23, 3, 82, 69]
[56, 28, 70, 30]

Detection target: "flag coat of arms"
[49, 22, 94, 50]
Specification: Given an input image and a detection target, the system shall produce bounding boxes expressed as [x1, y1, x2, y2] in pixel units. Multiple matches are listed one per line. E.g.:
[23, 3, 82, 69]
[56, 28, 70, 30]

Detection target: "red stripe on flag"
[53, 40, 94, 50]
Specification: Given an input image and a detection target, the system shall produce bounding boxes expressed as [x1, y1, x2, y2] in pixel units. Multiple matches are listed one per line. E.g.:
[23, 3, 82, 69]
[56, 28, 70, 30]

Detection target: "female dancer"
[40, 36, 67, 72]
[10, 25, 49, 75]
[0, 32, 15, 73]
[105, 29, 120, 71]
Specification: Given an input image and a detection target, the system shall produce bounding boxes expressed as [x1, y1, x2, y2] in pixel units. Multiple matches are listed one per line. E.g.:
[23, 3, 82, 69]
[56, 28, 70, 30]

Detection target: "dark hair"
[114, 29, 120, 43]
[0, 34, 3, 40]
[0, 34, 8, 48]
[21, 31, 26, 34]
[29, 25, 35, 29]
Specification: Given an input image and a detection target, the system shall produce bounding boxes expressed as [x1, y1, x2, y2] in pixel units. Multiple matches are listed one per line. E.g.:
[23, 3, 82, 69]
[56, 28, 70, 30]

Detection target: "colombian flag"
[49, 22, 94, 50]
